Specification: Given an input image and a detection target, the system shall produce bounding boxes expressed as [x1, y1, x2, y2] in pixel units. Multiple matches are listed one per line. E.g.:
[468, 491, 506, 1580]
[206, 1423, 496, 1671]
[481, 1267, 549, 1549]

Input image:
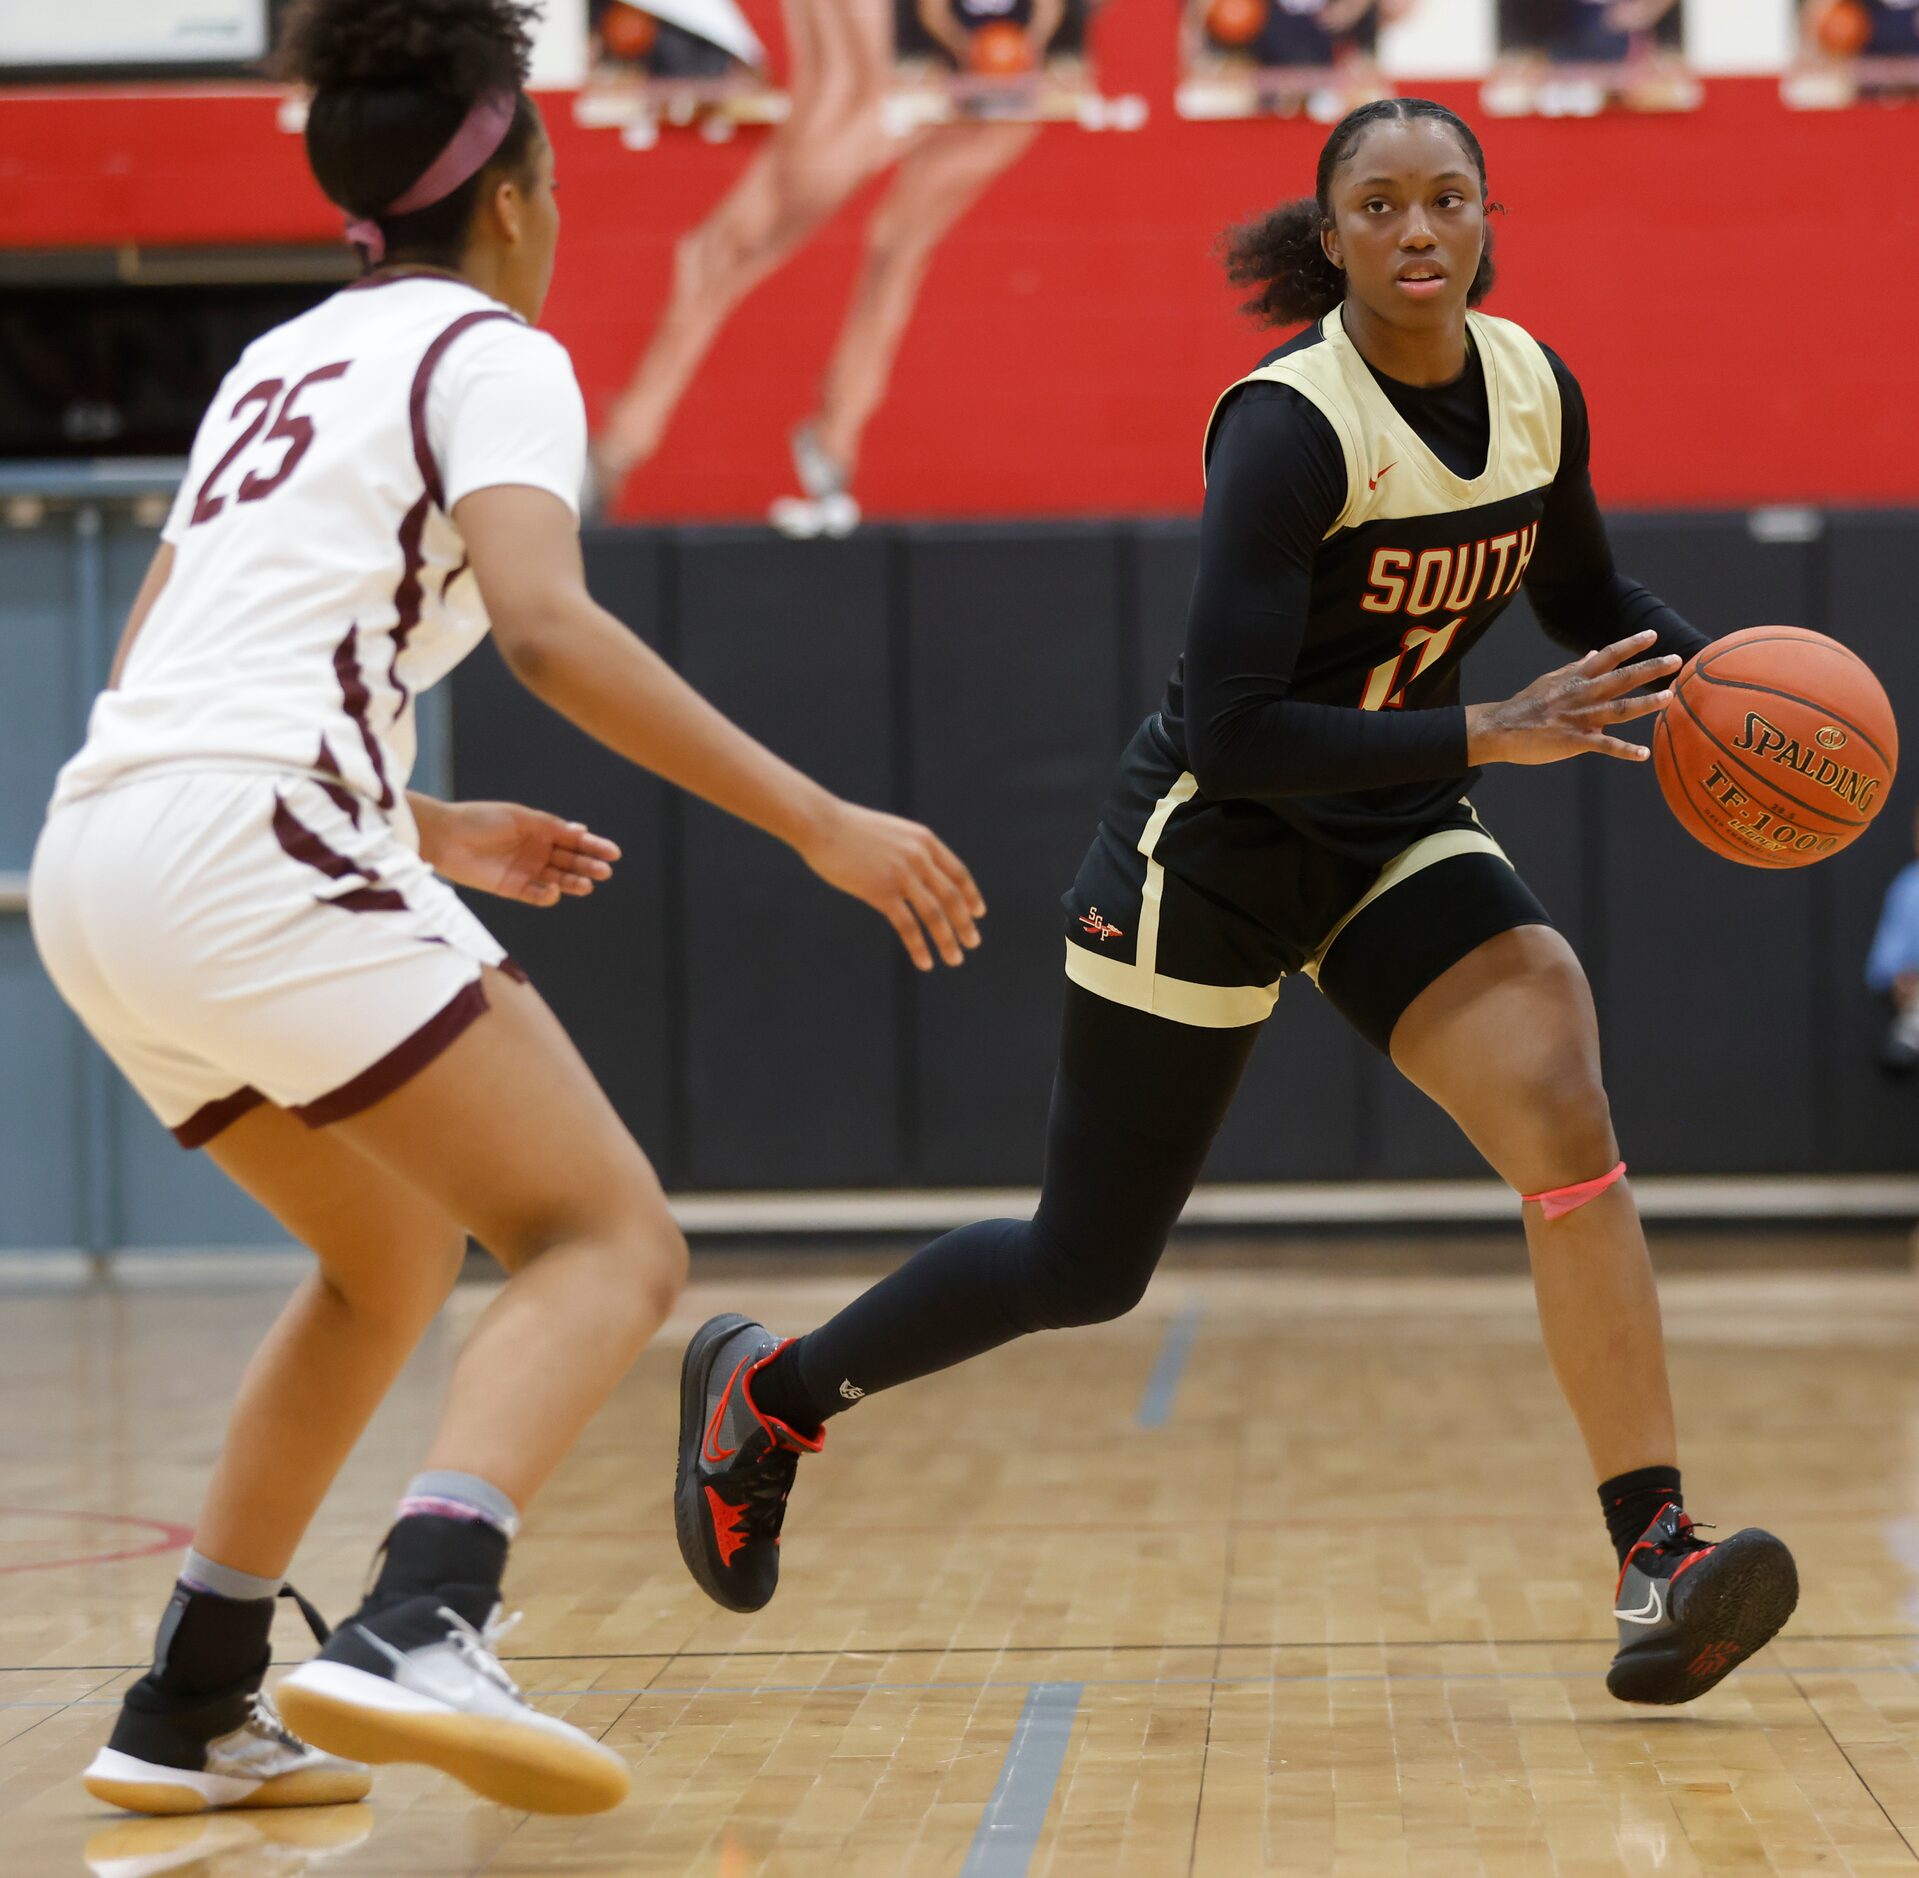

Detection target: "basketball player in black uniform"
[674, 98, 1800, 1706]
[903, 0, 1084, 70]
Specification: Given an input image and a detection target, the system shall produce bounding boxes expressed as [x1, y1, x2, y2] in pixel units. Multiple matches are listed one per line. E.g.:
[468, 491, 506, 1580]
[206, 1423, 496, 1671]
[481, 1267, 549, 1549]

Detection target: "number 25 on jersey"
[191, 362, 352, 527]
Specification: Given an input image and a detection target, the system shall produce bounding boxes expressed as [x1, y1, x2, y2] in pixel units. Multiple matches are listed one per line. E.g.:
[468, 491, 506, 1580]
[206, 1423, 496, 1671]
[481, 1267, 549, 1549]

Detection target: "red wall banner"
[3, 7, 1915, 520]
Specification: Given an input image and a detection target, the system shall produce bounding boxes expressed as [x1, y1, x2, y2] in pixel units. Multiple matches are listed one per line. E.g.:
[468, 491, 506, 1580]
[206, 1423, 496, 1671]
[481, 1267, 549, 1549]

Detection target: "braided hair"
[276, 0, 544, 268]
[1219, 99, 1499, 328]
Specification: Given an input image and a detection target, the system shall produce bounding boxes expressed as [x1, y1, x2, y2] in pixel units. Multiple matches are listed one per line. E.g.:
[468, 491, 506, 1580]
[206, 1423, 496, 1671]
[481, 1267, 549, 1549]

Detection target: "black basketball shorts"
[1061, 728, 1554, 1054]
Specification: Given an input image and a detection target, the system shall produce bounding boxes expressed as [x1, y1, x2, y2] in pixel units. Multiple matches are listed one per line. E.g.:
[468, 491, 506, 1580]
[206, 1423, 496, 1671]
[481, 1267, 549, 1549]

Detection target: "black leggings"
[788, 986, 1257, 1421]
[779, 851, 1554, 1425]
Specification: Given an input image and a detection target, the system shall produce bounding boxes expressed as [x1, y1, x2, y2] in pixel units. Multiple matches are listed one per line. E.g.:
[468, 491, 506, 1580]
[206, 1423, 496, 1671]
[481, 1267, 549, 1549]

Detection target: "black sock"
[365, 1514, 509, 1628]
[1600, 1465, 1683, 1563]
[748, 1342, 826, 1434]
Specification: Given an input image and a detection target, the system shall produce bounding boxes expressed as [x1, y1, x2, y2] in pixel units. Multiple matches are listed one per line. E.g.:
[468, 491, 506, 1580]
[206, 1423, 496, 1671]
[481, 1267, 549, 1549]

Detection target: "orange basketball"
[600, 2, 659, 62]
[1206, 0, 1270, 47]
[1654, 626, 1898, 868]
[968, 21, 1036, 76]
[1813, 0, 1872, 56]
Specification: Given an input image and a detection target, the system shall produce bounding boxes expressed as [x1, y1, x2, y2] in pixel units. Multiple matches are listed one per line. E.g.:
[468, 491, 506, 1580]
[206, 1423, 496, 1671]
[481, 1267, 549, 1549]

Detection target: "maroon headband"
[344, 88, 519, 265]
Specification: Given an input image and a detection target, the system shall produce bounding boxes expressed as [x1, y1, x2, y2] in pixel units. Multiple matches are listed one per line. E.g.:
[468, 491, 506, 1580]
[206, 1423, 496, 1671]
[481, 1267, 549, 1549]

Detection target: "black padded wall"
[447, 529, 680, 1177]
[447, 513, 1919, 1192]
[1588, 516, 1823, 1175]
[672, 531, 902, 1189]
[900, 526, 1125, 1185]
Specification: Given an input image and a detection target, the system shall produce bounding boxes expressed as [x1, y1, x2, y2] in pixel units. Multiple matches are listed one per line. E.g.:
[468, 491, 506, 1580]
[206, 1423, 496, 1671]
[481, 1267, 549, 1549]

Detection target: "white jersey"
[52, 274, 586, 846]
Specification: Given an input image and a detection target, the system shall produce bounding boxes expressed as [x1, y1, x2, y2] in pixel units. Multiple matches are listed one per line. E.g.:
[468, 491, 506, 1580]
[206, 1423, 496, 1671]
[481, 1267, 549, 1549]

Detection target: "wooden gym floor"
[7, 1232, 1919, 1875]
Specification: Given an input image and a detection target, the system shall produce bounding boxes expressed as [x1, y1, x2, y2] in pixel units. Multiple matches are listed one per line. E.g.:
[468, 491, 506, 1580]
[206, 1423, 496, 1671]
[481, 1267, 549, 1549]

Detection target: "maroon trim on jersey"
[173, 1085, 267, 1149]
[499, 956, 530, 985]
[313, 737, 363, 827]
[311, 310, 516, 842]
[332, 625, 395, 810]
[272, 793, 362, 881]
[273, 791, 408, 914]
[388, 492, 432, 731]
[325, 884, 410, 915]
[294, 976, 490, 1129]
[410, 309, 517, 510]
[361, 308, 520, 789]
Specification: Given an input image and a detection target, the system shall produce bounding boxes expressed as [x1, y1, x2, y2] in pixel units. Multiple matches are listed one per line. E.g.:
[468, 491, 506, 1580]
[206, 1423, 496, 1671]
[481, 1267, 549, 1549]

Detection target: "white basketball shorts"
[29, 769, 519, 1147]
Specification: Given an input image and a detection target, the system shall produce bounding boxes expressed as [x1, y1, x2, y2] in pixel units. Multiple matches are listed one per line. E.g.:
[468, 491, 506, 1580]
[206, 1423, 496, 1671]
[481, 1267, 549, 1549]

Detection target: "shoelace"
[243, 1689, 305, 1754]
[736, 1443, 801, 1542]
[1653, 1518, 1716, 1562]
[438, 1604, 527, 1705]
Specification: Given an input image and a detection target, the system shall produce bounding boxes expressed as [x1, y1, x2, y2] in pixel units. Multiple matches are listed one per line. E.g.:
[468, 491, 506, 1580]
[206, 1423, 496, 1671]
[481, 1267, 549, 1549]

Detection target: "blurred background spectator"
[1868, 807, 1919, 1074]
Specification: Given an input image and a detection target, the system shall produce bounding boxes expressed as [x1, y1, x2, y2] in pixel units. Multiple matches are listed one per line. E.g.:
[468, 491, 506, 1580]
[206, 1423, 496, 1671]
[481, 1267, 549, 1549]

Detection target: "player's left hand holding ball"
[425, 799, 622, 907]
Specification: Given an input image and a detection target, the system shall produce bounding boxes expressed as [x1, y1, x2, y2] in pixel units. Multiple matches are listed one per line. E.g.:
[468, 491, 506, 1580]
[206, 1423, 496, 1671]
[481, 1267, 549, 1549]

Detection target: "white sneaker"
[276, 1599, 628, 1816]
[83, 1688, 370, 1816]
[768, 491, 862, 539]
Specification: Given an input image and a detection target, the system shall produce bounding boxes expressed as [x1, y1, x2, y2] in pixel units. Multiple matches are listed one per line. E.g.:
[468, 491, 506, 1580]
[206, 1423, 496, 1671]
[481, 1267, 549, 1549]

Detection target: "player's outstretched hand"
[801, 800, 987, 971]
[427, 800, 621, 907]
[1466, 629, 1681, 768]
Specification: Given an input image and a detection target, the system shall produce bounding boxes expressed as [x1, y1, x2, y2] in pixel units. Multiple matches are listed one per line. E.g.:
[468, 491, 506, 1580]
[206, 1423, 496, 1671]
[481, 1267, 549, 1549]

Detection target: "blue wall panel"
[0, 922, 82, 1249]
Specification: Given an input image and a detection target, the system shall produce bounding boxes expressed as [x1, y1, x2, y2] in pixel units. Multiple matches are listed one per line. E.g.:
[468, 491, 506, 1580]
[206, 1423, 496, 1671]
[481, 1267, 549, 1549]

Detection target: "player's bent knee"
[1025, 1237, 1161, 1330]
[318, 1226, 468, 1328]
[1505, 1061, 1617, 1185]
[633, 1213, 690, 1320]
[582, 1173, 686, 1325]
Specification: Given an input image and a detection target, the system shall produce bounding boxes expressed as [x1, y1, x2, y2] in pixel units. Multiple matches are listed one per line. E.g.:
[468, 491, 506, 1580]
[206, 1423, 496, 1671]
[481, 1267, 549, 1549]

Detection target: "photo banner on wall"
[575, 0, 783, 146]
[1175, 0, 1400, 125]
[576, 0, 1145, 147]
[1482, 1, 1700, 116]
[1784, 0, 1919, 106]
[886, 0, 1145, 132]
[582, 0, 1145, 536]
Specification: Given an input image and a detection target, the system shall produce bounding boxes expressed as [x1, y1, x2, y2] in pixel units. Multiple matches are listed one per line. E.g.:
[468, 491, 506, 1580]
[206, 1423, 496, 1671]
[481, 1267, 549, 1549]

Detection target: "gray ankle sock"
[396, 1470, 520, 1539]
[178, 1548, 282, 1603]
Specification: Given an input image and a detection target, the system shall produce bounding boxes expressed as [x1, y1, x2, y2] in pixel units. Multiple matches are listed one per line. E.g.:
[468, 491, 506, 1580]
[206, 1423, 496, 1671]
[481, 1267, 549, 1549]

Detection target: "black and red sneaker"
[674, 1315, 823, 1613]
[1606, 1503, 1798, 1705]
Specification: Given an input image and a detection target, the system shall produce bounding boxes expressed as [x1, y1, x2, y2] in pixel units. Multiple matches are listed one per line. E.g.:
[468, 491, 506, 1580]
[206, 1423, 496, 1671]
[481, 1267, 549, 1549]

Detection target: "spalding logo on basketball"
[1653, 626, 1899, 868]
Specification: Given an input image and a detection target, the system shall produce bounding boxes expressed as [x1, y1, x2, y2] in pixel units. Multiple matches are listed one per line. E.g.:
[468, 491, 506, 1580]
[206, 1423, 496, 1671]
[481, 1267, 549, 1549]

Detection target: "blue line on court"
[1137, 1303, 1203, 1428]
[960, 1681, 1083, 1878]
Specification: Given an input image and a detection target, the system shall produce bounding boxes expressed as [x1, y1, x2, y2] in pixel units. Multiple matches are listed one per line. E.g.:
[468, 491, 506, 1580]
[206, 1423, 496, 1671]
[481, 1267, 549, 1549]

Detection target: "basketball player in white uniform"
[33, 0, 983, 1820]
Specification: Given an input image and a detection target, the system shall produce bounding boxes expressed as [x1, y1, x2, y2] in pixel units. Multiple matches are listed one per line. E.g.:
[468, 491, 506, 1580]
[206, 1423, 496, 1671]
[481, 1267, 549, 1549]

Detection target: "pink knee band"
[1523, 1159, 1627, 1221]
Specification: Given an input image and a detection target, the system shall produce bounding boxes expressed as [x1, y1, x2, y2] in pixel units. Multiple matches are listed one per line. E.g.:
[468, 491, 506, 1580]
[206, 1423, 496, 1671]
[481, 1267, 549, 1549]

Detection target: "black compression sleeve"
[1526, 350, 1711, 667]
[1181, 387, 1469, 800]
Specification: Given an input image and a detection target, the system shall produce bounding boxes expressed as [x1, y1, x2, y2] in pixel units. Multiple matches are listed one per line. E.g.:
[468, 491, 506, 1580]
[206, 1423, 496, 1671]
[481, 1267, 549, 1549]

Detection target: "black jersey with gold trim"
[1154, 304, 1567, 858]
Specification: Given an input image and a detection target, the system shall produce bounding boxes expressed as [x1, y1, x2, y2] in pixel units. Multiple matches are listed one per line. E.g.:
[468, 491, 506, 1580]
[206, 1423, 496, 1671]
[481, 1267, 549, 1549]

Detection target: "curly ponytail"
[1219, 97, 1500, 329]
[276, 0, 543, 268]
[1219, 197, 1346, 328]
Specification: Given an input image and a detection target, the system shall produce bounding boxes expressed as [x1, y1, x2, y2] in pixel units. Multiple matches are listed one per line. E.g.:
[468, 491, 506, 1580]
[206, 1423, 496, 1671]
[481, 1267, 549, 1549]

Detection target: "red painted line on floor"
[0, 1506, 191, 1575]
